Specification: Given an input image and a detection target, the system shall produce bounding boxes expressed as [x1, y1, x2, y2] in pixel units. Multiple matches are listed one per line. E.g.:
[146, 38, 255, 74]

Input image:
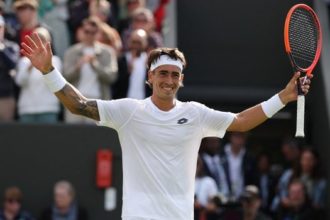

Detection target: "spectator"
[281, 138, 301, 170]
[112, 28, 149, 99]
[122, 7, 163, 52]
[89, 0, 112, 24]
[194, 156, 218, 220]
[63, 16, 117, 124]
[96, 21, 122, 56]
[0, 0, 19, 42]
[256, 152, 276, 215]
[15, 27, 61, 123]
[117, 0, 146, 34]
[69, 0, 114, 43]
[0, 186, 34, 220]
[240, 185, 271, 220]
[42, 0, 70, 60]
[13, 0, 49, 48]
[0, 15, 19, 122]
[68, 0, 90, 43]
[272, 147, 326, 213]
[220, 132, 257, 202]
[200, 137, 229, 199]
[146, 0, 170, 32]
[277, 180, 316, 220]
[40, 180, 88, 220]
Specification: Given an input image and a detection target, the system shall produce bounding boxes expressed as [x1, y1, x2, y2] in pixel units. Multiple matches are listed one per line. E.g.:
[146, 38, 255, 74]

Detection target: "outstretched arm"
[227, 72, 311, 132]
[21, 32, 100, 121]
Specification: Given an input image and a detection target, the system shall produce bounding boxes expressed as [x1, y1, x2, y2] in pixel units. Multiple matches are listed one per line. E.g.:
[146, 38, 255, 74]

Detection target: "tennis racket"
[284, 4, 322, 137]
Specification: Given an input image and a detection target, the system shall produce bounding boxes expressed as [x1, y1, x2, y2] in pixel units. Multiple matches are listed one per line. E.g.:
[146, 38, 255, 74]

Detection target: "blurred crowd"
[194, 134, 326, 220]
[0, 180, 88, 220]
[1, 135, 326, 220]
[0, 0, 167, 124]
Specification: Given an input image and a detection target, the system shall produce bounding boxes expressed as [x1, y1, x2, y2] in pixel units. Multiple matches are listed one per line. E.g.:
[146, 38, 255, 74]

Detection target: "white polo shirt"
[97, 98, 235, 220]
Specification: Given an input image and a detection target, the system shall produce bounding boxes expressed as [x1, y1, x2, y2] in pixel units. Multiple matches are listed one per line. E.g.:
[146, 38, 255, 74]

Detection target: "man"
[0, 15, 19, 121]
[40, 180, 88, 220]
[200, 137, 229, 198]
[21, 32, 311, 219]
[112, 28, 150, 99]
[221, 132, 258, 202]
[63, 16, 117, 123]
[277, 180, 316, 220]
[13, 0, 46, 47]
[0, 186, 34, 220]
[240, 185, 271, 220]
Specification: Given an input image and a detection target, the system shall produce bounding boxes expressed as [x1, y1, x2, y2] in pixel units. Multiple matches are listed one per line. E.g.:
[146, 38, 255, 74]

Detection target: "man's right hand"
[21, 32, 54, 74]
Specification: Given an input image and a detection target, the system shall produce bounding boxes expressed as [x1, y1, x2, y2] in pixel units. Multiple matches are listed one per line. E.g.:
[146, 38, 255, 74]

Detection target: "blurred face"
[242, 198, 260, 215]
[132, 14, 150, 30]
[300, 150, 316, 174]
[205, 137, 221, 155]
[15, 5, 36, 27]
[4, 199, 21, 214]
[229, 133, 246, 151]
[127, 0, 142, 14]
[82, 23, 98, 45]
[128, 33, 146, 53]
[148, 65, 184, 101]
[282, 144, 300, 162]
[258, 155, 270, 173]
[288, 182, 305, 207]
[54, 187, 73, 210]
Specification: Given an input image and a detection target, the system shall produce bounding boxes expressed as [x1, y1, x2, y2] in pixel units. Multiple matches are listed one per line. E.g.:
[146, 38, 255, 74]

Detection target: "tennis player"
[21, 33, 311, 220]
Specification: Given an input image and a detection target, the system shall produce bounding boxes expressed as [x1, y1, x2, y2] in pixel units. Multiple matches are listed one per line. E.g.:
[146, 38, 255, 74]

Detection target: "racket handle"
[295, 95, 305, 137]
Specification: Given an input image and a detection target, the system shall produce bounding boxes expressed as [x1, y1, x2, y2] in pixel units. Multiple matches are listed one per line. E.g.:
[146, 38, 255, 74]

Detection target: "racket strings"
[289, 8, 318, 68]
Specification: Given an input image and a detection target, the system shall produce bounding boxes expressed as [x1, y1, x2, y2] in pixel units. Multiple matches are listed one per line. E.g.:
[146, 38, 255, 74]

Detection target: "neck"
[58, 206, 70, 214]
[151, 95, 175, 111]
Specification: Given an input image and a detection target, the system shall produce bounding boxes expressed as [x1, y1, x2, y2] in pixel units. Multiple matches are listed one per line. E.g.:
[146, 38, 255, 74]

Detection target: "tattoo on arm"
[77, 100, 100, 121]
[55, 84, 100, 121]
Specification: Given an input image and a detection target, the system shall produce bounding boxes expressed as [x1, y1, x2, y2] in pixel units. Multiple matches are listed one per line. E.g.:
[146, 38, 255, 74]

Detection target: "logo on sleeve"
[177, 118, 188, 124]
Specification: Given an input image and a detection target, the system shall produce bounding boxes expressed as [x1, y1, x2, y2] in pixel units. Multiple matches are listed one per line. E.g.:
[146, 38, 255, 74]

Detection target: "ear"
[147, 70, 153, 83]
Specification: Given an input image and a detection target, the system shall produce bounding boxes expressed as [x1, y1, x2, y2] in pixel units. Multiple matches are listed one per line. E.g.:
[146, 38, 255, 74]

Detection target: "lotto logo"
[177, 118, 188, 124]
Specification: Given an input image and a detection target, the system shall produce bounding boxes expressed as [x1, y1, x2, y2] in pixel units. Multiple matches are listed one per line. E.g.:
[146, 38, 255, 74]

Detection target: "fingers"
[24, 35, 38, 50]
[301, 84, 310, 95]
[21, 42, 33, 54]
[45, 42, 53, 56]
[291, 71, 301, 83]
[21, 49, 31, 58]
[31, 32, 44, 48]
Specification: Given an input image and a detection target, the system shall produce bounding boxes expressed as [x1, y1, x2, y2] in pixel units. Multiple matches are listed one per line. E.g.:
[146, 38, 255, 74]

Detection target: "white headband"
[150, 55, 183, 72]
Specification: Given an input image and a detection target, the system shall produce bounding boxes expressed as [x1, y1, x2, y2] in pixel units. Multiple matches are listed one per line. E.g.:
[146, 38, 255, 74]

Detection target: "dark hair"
[147, 47, 187, 71]
[82, 16, 101, 30]
[292, 147, 323, 180]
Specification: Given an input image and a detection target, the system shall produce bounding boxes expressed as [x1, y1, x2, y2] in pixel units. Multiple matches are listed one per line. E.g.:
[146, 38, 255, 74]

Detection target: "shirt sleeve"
[96, 98, 138, 130]
[193, 102, 236, 138]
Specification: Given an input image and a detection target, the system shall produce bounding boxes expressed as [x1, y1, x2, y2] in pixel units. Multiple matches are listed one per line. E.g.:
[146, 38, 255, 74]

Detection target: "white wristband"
[261, 94, 285, 118]
[43, 68, 67, 93]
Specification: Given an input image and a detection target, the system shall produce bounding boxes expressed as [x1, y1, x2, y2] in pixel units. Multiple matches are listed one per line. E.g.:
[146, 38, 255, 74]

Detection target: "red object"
[96, 149, 113, 188]
[154, 0, 170, 32]
[284, 3, 322, 77]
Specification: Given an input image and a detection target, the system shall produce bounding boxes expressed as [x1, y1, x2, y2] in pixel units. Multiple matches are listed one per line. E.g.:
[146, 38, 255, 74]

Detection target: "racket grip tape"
[295, 95, 305, 137]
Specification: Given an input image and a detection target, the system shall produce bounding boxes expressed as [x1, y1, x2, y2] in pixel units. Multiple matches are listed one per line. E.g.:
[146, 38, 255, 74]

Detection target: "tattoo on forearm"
[56, 84, 100, 121]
